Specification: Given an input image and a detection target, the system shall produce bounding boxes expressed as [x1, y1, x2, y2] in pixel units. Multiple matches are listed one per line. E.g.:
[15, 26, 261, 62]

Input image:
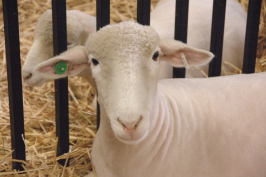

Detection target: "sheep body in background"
[152, 0, 247, 78]
[22, 0, 247, 88]
[33, 21, 266, 177]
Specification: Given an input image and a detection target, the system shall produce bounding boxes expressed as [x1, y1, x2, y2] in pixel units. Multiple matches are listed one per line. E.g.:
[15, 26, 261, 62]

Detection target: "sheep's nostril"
[118, 120, 128, 130]
[23, 73, 32, 81]
[117, 116, 143, 137]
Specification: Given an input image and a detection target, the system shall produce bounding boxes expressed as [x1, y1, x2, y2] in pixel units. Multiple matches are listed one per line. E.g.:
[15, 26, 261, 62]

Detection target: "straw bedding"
[0, 0, 265, 176]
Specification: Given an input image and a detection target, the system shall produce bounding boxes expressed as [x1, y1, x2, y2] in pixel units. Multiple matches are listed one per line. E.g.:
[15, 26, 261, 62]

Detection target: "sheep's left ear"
[33, 46, 90, 80]
[159, 39, 214, 67]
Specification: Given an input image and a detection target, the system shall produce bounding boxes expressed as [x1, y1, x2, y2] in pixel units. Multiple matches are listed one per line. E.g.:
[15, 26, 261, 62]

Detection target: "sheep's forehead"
[86, 21, 160, 62]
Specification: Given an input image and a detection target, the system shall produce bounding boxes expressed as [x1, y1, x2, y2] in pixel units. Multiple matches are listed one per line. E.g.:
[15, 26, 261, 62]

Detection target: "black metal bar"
[96, 0, 110, 129]
[52, 0, 69, 166]
[242, 0, 262, 74]
[2, 0, 25, 171]
[208, 0, 227, 77]
[173, 0, 189, 78]
[97, 101, 100, 129]
[137, 0, 151, 25]
[96, 0, 110, 31]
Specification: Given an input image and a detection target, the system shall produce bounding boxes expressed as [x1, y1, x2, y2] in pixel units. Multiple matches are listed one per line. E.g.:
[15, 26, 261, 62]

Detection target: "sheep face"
[22, 10, 88, 86]
[32, 21, 213, 145]
[86, 22, 161, 144]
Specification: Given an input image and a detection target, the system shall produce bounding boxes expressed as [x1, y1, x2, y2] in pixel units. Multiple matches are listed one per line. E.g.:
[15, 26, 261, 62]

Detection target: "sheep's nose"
[22, 72, 32, 81]
[118, 116, 143, 137]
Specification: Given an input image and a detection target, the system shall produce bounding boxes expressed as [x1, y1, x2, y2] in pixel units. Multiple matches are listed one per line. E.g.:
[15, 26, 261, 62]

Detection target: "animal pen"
[0, 0, 265, 176]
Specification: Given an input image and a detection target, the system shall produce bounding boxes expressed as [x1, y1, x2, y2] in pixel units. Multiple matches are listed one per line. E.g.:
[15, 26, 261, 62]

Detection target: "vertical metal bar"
[96, 0, 110, 31]
[208, 0, 227, 77]
[242, 0, 262, 74]
[96, 0, 110, 129]
[52, 0, 69, 166]
[137, 0, 151, 25]
[2, 0, 25, 171]
[97, 101, 101, 130]
[173, 0, 189, 78]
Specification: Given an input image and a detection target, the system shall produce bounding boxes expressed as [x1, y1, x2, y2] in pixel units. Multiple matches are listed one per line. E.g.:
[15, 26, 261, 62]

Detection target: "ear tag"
[180, 53, 190, 69]
[55, 61, 68, 75]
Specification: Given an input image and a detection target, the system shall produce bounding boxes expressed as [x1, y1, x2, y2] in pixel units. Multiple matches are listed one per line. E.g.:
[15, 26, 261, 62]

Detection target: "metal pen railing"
[2, 0, 262, 171]
[52, 0, 69, 166]
[2, 0, 25, 171]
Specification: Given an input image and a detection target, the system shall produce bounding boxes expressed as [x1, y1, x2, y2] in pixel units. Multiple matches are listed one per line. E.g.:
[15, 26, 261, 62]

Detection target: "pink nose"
[118, 116, 143, 137]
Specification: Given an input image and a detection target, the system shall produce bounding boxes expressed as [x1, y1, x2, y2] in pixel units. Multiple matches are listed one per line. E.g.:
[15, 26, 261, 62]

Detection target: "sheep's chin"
[114, 131, 148, 145]
[24, 77, 47, 87]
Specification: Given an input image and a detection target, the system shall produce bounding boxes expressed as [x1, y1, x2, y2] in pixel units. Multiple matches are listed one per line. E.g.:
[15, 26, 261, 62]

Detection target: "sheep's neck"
[96, 90, 172, 146]
[91, 89, 176, 175]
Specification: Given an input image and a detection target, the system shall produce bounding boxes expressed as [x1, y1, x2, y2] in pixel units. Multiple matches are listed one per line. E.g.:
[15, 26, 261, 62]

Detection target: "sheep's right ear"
[33, 46, 90, 80]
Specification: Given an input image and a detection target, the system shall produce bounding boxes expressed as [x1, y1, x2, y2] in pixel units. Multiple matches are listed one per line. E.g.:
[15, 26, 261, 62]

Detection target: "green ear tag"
[55, 61, 68, 75]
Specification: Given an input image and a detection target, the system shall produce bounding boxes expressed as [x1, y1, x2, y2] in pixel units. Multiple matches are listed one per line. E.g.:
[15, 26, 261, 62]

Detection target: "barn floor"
[0, 0, 265, 176]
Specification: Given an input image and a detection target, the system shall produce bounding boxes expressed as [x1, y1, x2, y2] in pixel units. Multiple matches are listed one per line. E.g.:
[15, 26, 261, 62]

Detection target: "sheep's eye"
[152, 51, 159, 61]
[92, 58, 99, 66]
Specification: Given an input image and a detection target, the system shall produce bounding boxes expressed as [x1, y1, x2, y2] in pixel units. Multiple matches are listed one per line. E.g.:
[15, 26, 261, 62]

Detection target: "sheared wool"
[32, 21, 266, 177]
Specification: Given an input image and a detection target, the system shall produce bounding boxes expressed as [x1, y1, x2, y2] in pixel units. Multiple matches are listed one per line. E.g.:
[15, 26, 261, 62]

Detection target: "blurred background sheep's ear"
[159, 39, 214, 68]
[32, 46, 90, 80]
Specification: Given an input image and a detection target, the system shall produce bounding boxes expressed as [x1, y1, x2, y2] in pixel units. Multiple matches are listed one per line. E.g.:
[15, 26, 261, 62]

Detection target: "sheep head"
[32, 21, 213, 144]
[22, 10, 96, 87]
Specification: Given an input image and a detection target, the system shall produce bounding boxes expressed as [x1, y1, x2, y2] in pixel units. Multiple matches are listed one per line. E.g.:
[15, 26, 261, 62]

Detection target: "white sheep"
[21, 9, 96, 88]
[33, 21, 266, 177]
[22, 0, 247, 87]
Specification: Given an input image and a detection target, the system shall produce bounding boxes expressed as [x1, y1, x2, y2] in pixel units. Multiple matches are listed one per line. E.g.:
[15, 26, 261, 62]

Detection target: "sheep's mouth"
[114, 129, 148, 145]
[116, 136, 145, 145]
[25, 73, 33, 80]
[24, 77, 46, 87]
